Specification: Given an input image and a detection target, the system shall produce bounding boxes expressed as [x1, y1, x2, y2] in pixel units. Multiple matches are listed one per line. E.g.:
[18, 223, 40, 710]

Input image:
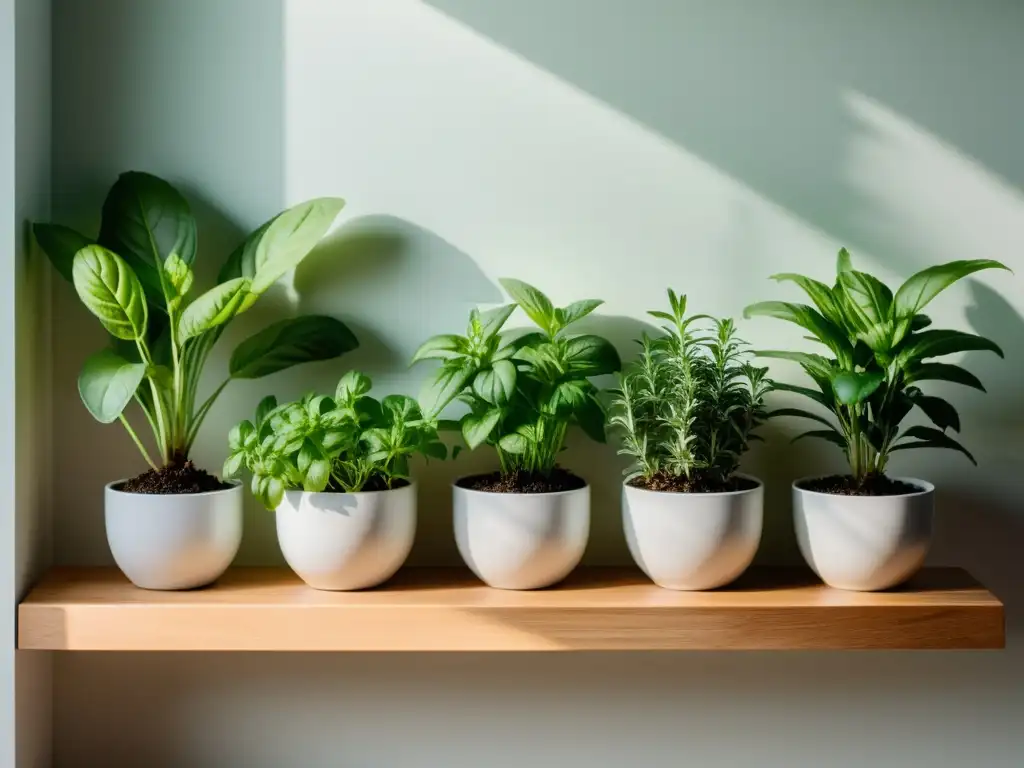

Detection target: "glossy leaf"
[831, 370, 884, 405]
[462, 408, 502, 449]
[893, 426, 976, 464]
[411, 335, 467, 363]
[177, 278, 251, 341]
[229, 315, 358, 379]
[248, 197, 345, 296]
[753, 350, 834, 380]
[33, 223, 91, 283]
[770, 381, 832, 408]
[498, 432, 529, 454]
[418, 364, 474, 419]
[743, 301, 851, 360]
[499, 278, 556, 334]
[472, 360, 517, 405]
[769, 273, 844, 327]
[559, 299, 603, 328]
[255, 396, 278, 427]
[163, 252, 194, 305]
[219, 216, 273, 283]
[72, 245, 149, 341]
[98, 171, 197, 306]
[893, 259, 1009, 318]
[336, 371, 373, 404]
[564, 334, 622, 377]
[896, 329, 1003, 366]
[77, 349, 148, 423]
[574, 393, 607, 443]
[904, 362, 985, 392]
[910, 393, 960, 432]
[479, 303, 517, 337]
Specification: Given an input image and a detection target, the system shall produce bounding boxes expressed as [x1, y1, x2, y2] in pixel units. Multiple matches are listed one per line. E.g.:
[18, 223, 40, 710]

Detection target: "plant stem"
[184, 377, 230, 451]
[119, 414, 159, 471]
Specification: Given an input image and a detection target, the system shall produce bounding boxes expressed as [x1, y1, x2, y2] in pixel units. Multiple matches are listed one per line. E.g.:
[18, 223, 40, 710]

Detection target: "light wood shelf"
[18, 567, 1003, 652]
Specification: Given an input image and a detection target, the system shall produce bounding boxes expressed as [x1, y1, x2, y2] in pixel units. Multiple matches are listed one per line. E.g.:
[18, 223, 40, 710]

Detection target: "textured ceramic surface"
[105, 481, 243, 590]
[623, 475, 763, 590]
[276, 483, 416, 590]
[793, 477, 934, 591]
[454, 481, 589, 590]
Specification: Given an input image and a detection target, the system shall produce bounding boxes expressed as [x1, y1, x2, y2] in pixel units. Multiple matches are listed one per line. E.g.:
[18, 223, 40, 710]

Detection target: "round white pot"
[105, 481, 243, 591]
[454, 479, 589, 590]
[793, 477, 934, 591]
[276, 483, 416, 591]
[623, 475, 763, 590]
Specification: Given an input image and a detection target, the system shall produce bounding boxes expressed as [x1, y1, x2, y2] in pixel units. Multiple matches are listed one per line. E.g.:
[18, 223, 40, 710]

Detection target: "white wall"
[49, 1, 1024, 766]
[3, 0, 52, 765]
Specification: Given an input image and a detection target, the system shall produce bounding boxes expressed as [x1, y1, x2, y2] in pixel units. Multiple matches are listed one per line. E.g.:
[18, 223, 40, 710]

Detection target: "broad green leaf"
[422, 442, 447, 461]
[303, 458, 332, 492]
[770, 273, 845, 327]
[770, 381, 833, 408]
[419, 363, 474, 419]
[574, 393, 607, 443]
[753, 350, 834, 380]
[769, 407, 836, 429]
[462, 408, 502, 449]
[904, 362, 985, 392]
[831, 370, 884, 405]
[792, 429, 848, 449]
[229, 315, 358, 379]
[743, 301, 852, 361]
[72, 246, 149, 341]
[77, 349, 147, 423]
[255, 396, 278, 427]
[264, 476, 285, 509]
[893, 426, 976, 465]
[163, 252, 194, 305]
[178, 278, 251, 342]
[498, 432, 529, 454]
[893, 259, 1009, 318]
[33, 223, 91, 283]
[499, 278, 557, 335]
[411, 334, 467, 363]
[910, 393, 960, 432]
[472, 360, 517, 405]
[839, 270, 893, 324]
[479, 304, 517, 337]
[564, 334, 622, 377]
[219, 216, 273, 283]
[382, 394, 420, 425]
[836, 247, 853, 274]
[248, 197, 346, 296]
[98, 171, 197, 307]
[336, 371, 373, 403]
[222, 452, 244, 479]
[559, 299, 603, 328]
[896, 329, 1003, 367]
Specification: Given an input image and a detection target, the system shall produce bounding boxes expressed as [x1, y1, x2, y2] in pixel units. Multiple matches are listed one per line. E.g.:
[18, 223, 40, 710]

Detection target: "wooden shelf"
[18, 567, 1003, 652]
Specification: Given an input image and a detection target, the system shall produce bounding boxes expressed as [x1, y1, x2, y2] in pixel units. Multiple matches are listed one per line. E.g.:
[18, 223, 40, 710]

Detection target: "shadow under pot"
[454, 476, 589, 590]
[793, 477, 934, 591]
[276, 482, 416, 591]
[623, 475, 763, 590]
[105, 481, 243, 591]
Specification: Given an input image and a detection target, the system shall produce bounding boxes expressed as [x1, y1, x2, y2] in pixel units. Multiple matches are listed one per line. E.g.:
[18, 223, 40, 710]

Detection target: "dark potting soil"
[459, 468, 586, 494]
[118, 460, 232, 495]
[798, 474, 924, 497]
[627, 473, 758, 494]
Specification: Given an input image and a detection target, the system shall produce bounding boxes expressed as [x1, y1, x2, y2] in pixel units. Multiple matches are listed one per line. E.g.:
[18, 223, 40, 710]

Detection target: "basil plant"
[35, 171, 358, 471]
[744, 248, 1007, 484]
[413, 279, 621, 476]
[224, 372, 446, 509]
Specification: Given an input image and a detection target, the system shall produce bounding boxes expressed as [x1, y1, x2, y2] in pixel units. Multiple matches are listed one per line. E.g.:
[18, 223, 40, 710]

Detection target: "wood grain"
[17, 567, 1004, 651]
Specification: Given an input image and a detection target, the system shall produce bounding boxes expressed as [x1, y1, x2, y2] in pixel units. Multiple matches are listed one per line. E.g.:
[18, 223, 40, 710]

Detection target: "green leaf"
[770, 381, 833, 408]
[753, 350, 834, 380]
[163, 252, 194, 306]
[564, 334, 621, 377]
[248, 197, 346, 297]
[743, 301, 851, 361]
[177, 278, 251, 342]
[33, 223, 91, 283]
[896, 329, 1003, 367]
[303, 459, 332, 492]
[893, 259, 1010, 318]
[559, 299, 603, 328]
[222, 452, 245, 480]
[72, 245, 149, 341]
[839, 270, 893, 324]
[219, 216, 273, 284]
[229, 315, 358, 378]
[422, 441, 448, 461]
[479, 304, 517, 337]
[98, 171, 197, 307]
[499, 278, 557, 335]
[419, 364, 474, 419]
[77, 349, 148, 423]
[335, 371, 373, 404]
[264, 476, 286, 509]
[894, 426, 976, 465]
[769, 407, 836, 429]
[382, 394, 420, 425]
[472, 360, 517, 405]
[831, 370, 884, 405]
[769, 273, 844, 327]
[904, 362, 985, 392]
[411, 334, 467, 363]
[574, 393, 607, 443]
[498, 432, 529, 454]
[910, 393, 961, 432]
[462, 408, 502, 449]
[836, 247, 853, 274]
[792, 429, 848, 449]
[255, 396, 278, 427]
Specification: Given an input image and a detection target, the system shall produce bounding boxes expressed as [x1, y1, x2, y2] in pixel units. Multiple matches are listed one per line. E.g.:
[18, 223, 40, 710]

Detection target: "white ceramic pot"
[623, 475, 763, 590]
[793, 477, 934, 591]
[276, 483, 416, 591]
[105, 481, 243, 590]
[454, 480, 589, 590]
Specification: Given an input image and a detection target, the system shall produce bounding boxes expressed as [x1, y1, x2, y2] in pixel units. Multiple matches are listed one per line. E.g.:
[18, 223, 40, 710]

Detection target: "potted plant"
[34, 171, 357, 590]
[610, 290, 771, 590]
[745, 248, 1007, 591]
[224, 371, 445, 590]
[413, 279, 621, 589]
